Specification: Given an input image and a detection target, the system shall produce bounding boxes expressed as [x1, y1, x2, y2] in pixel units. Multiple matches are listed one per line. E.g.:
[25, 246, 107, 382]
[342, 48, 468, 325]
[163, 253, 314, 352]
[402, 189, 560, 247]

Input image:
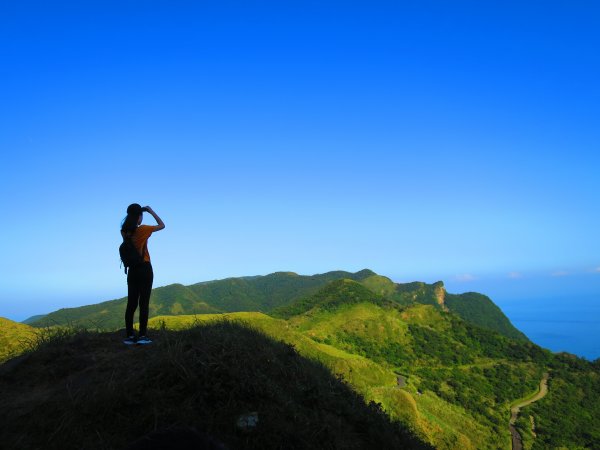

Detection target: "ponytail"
[121, 203, 143, 237]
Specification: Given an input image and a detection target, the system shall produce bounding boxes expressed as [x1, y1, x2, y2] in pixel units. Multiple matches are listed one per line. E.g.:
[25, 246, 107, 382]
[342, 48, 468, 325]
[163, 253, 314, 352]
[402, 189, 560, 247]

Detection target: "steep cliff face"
[432, 281, 448, 312]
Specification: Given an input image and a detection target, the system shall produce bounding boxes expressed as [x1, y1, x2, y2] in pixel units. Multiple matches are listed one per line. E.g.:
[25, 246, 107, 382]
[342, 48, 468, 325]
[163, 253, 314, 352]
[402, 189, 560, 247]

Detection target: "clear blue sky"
[1, 1, 599, 321]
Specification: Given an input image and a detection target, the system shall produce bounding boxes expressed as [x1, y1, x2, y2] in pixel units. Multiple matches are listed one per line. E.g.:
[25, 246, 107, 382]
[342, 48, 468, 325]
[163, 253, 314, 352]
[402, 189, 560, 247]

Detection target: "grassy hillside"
[281, 297, 548, 448]
[271, 278, 390, 318]
[0, 317, 38, 363]
[0, 321, 432, 450]
[275, 280, 599, 450]
[149, 312, 399, 394]
[148, 312, 494, 449]
[382, 280, 528, 342]
[143, 277, 554, 450]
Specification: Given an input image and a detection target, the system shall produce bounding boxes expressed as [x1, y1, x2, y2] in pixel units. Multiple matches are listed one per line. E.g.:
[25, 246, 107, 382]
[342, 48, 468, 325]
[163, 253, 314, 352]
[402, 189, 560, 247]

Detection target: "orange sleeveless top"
[121, 225, 154, 263]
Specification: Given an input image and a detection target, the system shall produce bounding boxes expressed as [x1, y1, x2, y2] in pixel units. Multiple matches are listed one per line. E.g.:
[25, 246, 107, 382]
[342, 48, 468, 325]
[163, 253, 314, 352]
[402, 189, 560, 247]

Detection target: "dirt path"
[509, 373, 549, 450]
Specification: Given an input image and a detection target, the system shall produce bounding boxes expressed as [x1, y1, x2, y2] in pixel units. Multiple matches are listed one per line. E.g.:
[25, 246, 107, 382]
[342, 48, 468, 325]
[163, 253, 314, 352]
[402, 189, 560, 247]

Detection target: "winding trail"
[509, 373, 549, 450]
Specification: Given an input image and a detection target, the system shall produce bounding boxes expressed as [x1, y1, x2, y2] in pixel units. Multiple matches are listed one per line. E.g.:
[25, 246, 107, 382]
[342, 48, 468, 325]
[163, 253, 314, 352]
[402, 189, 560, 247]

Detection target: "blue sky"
[1, 1, 599, 321]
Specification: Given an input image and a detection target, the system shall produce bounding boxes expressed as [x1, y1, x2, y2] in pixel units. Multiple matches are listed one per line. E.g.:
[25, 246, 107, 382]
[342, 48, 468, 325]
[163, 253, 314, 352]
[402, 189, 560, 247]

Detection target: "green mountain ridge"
[28, 269, 378, 329]
[272, 279, 391, 318]
[27, 269, 526, 342]
[22, 314, 47, 324]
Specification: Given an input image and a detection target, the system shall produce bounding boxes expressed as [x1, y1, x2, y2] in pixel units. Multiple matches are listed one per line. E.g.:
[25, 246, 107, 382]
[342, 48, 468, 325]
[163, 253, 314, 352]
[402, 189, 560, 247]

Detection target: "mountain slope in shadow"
[0, 321, 433, 450]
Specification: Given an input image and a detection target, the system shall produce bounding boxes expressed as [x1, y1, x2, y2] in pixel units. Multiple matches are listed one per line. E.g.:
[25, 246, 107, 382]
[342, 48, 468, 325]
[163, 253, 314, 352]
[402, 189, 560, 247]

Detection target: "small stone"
[236, 412, 259, 432]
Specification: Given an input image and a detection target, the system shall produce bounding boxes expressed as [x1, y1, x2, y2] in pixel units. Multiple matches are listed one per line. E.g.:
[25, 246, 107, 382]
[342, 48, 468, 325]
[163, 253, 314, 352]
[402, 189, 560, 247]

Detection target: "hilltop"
[0, 321, 432, 450]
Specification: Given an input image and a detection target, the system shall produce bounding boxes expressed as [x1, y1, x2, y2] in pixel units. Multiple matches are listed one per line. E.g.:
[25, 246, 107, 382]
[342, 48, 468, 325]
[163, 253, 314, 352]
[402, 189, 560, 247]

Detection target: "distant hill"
[28, 269, 526, 342]
[21, 314, 47, 325]
[28, 269, 377, 329]
[185, 269, 378, 311]
[0, 317, 37, 363]
[0, 321, 433, 450]
[29, 283, 222, 330]
[444, 292, 528, 341]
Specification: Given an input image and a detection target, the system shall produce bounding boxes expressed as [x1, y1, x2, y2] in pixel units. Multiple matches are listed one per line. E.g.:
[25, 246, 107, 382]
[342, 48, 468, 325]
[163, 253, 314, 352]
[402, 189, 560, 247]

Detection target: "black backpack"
[119, 234, 146, 274]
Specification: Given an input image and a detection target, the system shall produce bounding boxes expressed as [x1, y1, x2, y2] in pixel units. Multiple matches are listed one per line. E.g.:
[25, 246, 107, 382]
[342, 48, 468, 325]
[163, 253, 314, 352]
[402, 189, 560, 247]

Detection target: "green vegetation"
[0, 317, 38, 363]
[515, 412, 536, 450]
[359, 274, 398, 297]
[29, 269, 377, 329]
[444, 292, 529, 341]
[522, 354, 600, 449]
[0, 321, 432, 450]
[145, 289, 559, 449]
[148, 313, 398, 395]
[21, 314, 47, 324]
[9, 269, 598, 449]
[272, 279, 390, 319]
[187, 269, 378, 312]
[27, 269, 526, 342]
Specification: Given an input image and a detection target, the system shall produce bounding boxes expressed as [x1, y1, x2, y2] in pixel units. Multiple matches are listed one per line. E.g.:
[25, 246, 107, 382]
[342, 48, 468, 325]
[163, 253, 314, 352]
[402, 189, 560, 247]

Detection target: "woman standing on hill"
[120, 203, 165, 345]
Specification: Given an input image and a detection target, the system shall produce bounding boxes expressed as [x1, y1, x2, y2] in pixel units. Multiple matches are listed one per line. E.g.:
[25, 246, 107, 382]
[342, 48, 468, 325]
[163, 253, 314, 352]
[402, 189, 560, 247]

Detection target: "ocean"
[496, 295, 600, 361]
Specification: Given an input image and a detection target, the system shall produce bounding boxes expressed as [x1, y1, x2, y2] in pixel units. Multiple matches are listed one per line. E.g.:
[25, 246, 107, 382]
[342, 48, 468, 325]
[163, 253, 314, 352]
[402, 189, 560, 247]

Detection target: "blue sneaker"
[137, 336, 152, 345]
[123, 335, 136, 345]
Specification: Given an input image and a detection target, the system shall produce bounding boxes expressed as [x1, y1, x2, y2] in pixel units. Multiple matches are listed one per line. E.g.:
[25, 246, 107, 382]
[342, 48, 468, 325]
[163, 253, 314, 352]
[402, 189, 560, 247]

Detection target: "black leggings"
[126, 262, 154, 336]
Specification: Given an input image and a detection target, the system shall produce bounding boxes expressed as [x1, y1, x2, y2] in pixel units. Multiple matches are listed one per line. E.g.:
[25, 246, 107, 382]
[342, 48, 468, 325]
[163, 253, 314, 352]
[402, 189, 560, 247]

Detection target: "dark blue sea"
[496, 295, 600, 361]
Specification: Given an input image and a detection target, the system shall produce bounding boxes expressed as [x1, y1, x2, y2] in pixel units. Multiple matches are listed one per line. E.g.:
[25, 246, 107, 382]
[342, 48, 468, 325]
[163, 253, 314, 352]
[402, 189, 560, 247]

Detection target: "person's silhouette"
[120, 203, 165, 345]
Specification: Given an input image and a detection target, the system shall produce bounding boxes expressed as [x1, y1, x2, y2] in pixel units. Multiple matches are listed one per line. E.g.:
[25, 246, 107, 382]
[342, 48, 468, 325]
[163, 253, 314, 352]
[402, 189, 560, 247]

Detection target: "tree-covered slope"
[516, 354, 600, 449]
[444, 292, 528, 341]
